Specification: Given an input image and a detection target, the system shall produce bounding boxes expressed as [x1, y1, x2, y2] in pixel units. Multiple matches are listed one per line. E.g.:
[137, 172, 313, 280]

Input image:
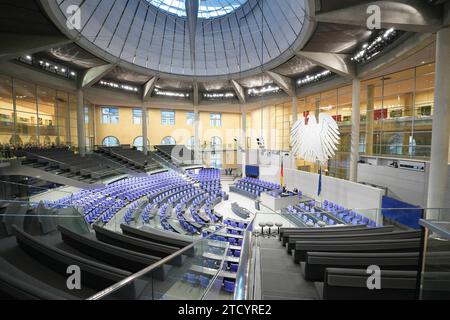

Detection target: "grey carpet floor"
[259, 237, 319, 300]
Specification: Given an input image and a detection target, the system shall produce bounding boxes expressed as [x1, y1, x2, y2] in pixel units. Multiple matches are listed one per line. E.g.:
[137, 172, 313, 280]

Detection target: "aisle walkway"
[258, 237, 318, 300]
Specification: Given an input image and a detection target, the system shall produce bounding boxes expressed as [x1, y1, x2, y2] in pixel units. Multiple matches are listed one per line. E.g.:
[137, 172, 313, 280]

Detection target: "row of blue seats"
[239, 177, 280, 190]
[51, 172, 185, 224]
[205, 232, 243, 248]
[223, 219, 247, 230]
[182, 273, 235, 294]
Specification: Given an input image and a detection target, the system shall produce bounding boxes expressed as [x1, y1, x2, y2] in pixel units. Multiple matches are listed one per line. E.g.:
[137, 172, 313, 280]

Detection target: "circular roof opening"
[146, 0, 249, 19]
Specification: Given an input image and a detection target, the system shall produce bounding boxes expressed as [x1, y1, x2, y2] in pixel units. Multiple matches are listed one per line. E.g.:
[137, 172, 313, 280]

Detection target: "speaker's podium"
[260, 190, 299, 212]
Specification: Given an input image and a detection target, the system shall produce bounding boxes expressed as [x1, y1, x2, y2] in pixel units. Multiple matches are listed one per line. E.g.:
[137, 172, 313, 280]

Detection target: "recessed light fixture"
[154, 88, 189, 98]
[99, 80, 139, 92]
[204, 92, 235, 99]
[351, 28, 397, 63]
[297, 70, 332, 86]
[248, 85, 281, 96]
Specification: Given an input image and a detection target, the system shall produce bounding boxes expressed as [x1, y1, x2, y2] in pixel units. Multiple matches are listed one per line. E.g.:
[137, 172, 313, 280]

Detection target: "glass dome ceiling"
[45, 0, 312, 79]
[147, 0, 248, 19]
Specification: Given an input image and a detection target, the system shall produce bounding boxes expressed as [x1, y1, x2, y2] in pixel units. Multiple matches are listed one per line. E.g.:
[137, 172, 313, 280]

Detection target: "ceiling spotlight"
[61, 68, 66, 72]
[25, 55, 32, 60]
[45, 62, 50, 67]
[70, 71, 76, 76]
[351, 28, 397, 63]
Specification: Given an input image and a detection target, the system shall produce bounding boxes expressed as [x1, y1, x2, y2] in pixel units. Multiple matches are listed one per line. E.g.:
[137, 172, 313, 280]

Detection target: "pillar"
[427, 27, 450, 214]
[241, 106, 247, 177]
[291, 95, 298, 169]
[142, 104, 148, 155]
[315, 96, 320, 118]
[291, 95, 298, 124]
[365, 85, 375, 156]
[76, 89, 86, 156]
[194, 105, 200, 164]
[350, 78, 361, 182]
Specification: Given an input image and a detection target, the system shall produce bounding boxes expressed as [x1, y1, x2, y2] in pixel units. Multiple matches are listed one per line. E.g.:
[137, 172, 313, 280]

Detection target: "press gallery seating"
[97, 146, 162, 172]
[16, 147, 125, 181]
[154, 145, 194, 166]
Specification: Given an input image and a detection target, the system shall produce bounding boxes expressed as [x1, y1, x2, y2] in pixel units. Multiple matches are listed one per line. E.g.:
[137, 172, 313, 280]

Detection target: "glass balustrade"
[87, 226, 237, 300]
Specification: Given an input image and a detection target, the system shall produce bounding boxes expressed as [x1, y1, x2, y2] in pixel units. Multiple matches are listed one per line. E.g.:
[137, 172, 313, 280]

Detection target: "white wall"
[358, 163, 428, 207]
[358, 161, 450, 209]
[260, 165, 385, 224]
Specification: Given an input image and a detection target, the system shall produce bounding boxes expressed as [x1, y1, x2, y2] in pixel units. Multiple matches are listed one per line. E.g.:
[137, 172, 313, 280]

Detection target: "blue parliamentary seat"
[223, 280, 235, 293]
[199, 275, 210, 288]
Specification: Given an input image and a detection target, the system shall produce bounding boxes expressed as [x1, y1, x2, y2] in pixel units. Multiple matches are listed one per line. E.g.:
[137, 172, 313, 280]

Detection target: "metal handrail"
[87, 226, 227, 300]
[200, 242, 230, 300]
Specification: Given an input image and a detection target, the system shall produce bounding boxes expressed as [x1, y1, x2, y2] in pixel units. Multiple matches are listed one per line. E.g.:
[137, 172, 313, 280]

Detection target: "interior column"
[76, 89, 86, 156]
[427, 26, 450, 215]
[350, 78, 361, 182]
[291, 95, 298, 169]
[241, 106, 247, 177]
[365, 84, 375, 156]
[142, 104, 148, 155]
[194, 105, 200, 164]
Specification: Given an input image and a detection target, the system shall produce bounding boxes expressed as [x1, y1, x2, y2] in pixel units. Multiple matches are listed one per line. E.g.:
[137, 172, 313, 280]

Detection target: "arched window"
[102, 136, 120, 147]
[161, 136, 176, 145]
[186, 136, 195, 150]
[210, 136, 222, 149]
[133, 136, 149, 151]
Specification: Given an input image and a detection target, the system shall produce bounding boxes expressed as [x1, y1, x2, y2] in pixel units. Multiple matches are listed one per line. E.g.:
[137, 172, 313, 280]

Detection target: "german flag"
[280, 159, 284, 187]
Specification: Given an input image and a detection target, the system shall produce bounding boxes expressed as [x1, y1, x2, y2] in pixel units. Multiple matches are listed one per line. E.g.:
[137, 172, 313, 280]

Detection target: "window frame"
[210, 113, 222, 127]
[101, 107, 119, 124]
[161, 110, 175, 126]
[132, 108, 142, 125]
[186, 111, 195, 126]
[102, 136, 120, 147]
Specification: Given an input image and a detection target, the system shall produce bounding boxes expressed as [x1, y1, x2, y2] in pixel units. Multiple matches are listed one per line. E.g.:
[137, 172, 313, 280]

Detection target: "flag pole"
[317, 160, 323, 207]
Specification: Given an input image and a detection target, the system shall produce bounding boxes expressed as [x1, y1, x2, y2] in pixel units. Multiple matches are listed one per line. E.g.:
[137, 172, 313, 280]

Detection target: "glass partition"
[419, 218, 450, 300]
[0, 199, 90, 238]
[87, 227, 234, 300]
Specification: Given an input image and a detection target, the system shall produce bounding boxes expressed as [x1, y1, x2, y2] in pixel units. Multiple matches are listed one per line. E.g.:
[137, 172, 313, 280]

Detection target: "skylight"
[147, 0, 248, 19]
